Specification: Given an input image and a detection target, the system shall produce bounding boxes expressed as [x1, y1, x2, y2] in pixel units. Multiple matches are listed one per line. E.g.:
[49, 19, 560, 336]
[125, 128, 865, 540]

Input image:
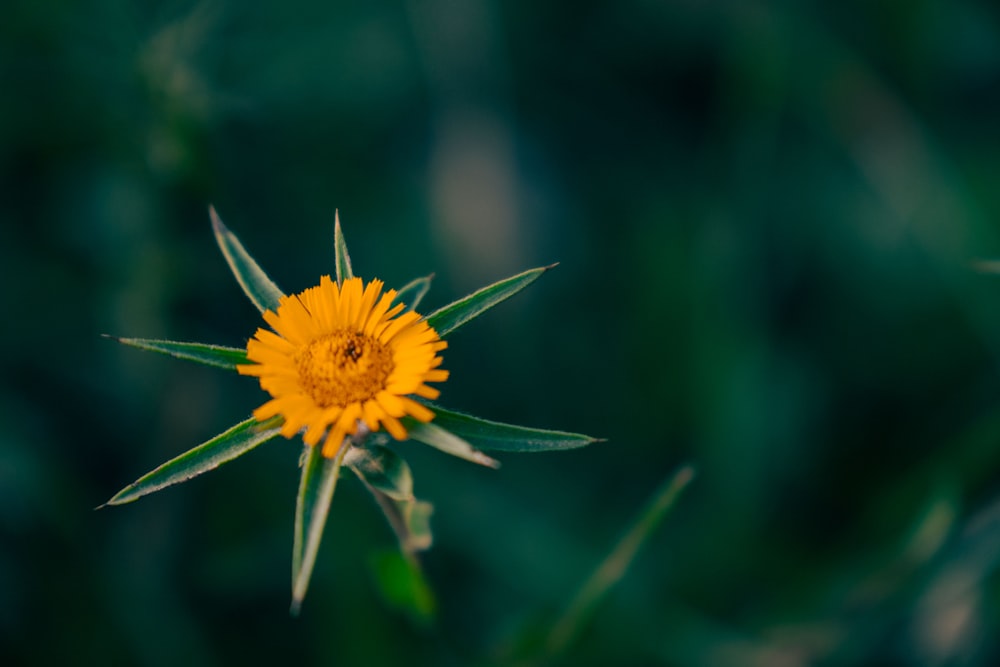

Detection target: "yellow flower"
[238, 276, 448, 458]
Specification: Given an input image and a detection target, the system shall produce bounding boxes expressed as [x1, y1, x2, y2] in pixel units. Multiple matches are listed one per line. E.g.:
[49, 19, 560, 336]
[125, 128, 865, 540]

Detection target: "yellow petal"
[243, 275, 448, 457]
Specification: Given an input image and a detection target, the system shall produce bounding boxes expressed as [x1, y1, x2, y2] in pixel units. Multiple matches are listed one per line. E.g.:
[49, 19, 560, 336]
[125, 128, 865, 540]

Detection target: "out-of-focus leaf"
[291, 443, 347, 615]
[425, 264, 555, 337]
[369, 549, 436, 625]
[107, 336, 248, 370]
[393, 274, 433, 313]
[425, 405, 602, 452]
[100, 416, 282, 507]
[405, 420, 500, 468]
[345, 444, 414, 501]
[334, 211, 354, 284]
[403, 500, 433, 552]
[210, 206, 285, 313]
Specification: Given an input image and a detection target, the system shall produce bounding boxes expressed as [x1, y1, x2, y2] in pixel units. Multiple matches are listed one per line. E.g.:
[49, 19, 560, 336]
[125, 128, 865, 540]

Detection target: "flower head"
[238, 275, 448, 457]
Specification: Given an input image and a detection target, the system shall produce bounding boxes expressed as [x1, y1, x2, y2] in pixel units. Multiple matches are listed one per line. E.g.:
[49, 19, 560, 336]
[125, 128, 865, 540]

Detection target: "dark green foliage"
[5, 0, 1000, 665]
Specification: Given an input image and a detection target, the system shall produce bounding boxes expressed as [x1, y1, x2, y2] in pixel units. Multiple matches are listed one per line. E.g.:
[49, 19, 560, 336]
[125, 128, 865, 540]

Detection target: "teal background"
[5, 1, 1000, 665]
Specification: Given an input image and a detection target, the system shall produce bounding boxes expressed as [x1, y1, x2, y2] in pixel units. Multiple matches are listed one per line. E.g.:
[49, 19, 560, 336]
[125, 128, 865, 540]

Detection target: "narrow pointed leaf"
[101, 416, 282, 507]
[108, 336, 248, 370]
[291, 444, 347, 615]
[334, 210, 354, 284]
[425, 264, 556, 337]
[210, 206, 285, 313]
[392, 274, 434, 313]
[345, 444, 414, 501]
[292, 444, 324, 584]
[405, 420, 500, 468]
[424, 405, 602, 452]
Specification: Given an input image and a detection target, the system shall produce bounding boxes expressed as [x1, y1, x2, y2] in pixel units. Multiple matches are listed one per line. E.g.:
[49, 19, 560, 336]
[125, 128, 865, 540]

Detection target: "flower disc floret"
[238, 276, 448, 457]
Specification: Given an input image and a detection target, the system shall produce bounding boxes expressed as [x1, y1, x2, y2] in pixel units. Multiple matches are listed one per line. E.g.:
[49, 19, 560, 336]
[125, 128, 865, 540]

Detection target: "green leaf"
[100, 416, 282, 507]
[403, 500, 433, 552]
[372, 492, 434, 554]
[345, 444, 414, 501]
[392, 274, 434, 313]
[425, 264, 556, 337]
[348, 445, 433, 553]
[405, 420, 501, 468]
[291, 443, 348, 615]
[107, 336, 248, 371]
[334, 210, 354, 284]
[425, 405, 603, 452]
[369, 549, 436, 625]
[349, 447, 433, 553]
[210, 206, 286, 313]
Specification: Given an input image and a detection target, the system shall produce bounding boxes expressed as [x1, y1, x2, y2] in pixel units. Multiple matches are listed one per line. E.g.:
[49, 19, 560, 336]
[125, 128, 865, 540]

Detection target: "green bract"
[103, 209, 601, 614]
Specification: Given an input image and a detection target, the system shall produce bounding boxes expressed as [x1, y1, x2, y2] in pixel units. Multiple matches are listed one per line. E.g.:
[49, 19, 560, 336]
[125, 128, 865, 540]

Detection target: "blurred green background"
[5, 0, 1000, 665]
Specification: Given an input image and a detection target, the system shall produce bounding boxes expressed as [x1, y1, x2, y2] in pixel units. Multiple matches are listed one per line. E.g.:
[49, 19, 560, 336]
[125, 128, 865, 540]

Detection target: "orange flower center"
[295, 330, 394, 408]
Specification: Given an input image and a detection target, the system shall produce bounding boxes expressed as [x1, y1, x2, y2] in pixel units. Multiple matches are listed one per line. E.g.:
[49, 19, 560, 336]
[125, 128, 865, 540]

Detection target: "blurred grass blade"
[425, 405, 602, 452]
[291, 443, 348, 615]
[425, 264, 556, 337]
[107, 336, 248, 370]
[406, 421, 501, 468]
[345, 444, 414, 501]
[100, 416, 283, 507]
[393, 274, 434, 313]
[369, 549, 436, 625]
[543, 465, 696, 658]
[210, 206, 285, 313]
[334, 210, 354, 284]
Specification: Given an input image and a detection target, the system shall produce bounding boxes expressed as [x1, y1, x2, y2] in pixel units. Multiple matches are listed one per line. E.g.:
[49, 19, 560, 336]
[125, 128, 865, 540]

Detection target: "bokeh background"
[5, 0, 1000, 665]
